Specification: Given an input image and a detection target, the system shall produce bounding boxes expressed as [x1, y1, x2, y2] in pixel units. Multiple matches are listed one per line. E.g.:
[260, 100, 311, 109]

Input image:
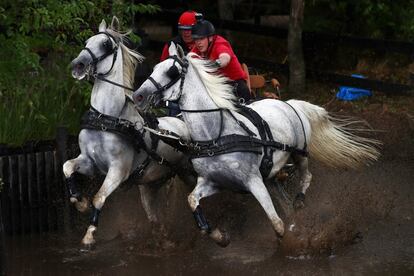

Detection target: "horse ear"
[99, 19, 107, 32]
[176, 44, 185, 59]
[110, 16, 120, 31]
[168, 42, 178, 57]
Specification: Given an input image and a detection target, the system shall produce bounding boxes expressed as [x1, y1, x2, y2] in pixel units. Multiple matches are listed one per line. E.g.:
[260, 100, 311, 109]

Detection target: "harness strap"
[190, 134, 307, 159]
[80, 107, 176, 172]
[237, 106, 276, 177]
[95, 74, 135, 91]
[282, 101, 308, 151]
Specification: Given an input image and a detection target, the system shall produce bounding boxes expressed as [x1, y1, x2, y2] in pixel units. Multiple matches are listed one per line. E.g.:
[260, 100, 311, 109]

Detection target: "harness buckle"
[101, 124, 107, 131]
[179, 139, 187, 146]
[193, 142, 201, 151]
[208, 150, 214, 157]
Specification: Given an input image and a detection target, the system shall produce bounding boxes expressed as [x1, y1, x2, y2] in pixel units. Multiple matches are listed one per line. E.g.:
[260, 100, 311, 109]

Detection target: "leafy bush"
[305, 0, 414, 40]
[0, 0, 159, 145]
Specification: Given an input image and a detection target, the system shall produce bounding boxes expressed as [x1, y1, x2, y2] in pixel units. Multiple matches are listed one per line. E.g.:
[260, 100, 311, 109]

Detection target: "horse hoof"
[209, 228, 230, 248]
[274, 220, 285, 239]
[75, 197, 90, 213]
[80, 241, 96, 252]
[294, 192, 305, 210]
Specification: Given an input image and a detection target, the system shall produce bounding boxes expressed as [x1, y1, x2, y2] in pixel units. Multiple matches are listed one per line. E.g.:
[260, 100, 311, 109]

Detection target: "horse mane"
[187, 54, 237, 110]
[106, 28, 144, 98]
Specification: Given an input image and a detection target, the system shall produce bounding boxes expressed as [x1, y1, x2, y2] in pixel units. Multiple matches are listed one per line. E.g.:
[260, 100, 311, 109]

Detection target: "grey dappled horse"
[63, 18, 192, 248]
[133, 43, 380, 247]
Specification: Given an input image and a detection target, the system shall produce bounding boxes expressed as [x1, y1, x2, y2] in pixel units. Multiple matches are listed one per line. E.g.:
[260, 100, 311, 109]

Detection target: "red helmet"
[178, 11, 197, 30]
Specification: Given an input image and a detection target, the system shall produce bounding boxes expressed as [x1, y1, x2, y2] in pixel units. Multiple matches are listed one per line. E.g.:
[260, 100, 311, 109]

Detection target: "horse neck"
[179, 65, 224, 141]
[91, 47, 126, 117]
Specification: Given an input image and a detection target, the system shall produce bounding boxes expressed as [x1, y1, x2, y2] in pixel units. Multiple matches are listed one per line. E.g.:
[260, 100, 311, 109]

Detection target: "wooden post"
[56, 127, 68, 170]
[36, 152, 47, 232]
[8, 156, 19, 234]
[45, 151, 56, 231]
[18, 154, 30, 234]
[27, 153, 37, 233]
[55, 127, 70, 233]
[0, 198, 5, 276]
[0, 157, 6, 275]
[0, 157, 10, 235]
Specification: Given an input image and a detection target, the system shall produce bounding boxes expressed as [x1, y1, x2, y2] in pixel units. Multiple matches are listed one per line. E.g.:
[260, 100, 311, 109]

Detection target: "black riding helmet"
[191, 19, 215, 39]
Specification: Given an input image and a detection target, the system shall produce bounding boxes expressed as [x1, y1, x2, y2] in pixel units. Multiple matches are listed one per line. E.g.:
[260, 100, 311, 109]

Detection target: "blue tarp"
[336, 74, 372, 101]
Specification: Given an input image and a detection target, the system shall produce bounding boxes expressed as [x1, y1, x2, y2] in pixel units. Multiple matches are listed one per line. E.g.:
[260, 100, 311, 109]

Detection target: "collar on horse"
[80, 106, 181, 178]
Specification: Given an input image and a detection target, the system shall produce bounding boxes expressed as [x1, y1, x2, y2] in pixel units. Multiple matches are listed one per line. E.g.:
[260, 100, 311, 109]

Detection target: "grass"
[0, 52, 91, 146]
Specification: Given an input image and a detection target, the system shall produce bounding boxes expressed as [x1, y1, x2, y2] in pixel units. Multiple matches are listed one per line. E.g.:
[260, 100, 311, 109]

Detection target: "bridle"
[147, 55, 189, 105]
[83, 31, 135, 92]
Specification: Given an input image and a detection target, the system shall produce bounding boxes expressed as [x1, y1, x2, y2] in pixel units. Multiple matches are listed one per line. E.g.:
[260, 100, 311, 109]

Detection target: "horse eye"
[102, 40, 111, 51]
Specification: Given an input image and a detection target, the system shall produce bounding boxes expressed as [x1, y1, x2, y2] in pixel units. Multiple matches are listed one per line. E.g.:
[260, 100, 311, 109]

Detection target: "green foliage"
[0, 1, 159, 145]
[305, 0, 414, 40]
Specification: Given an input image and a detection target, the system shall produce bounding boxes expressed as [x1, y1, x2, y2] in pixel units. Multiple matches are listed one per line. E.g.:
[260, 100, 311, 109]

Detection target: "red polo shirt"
[191, 35, 247, 81]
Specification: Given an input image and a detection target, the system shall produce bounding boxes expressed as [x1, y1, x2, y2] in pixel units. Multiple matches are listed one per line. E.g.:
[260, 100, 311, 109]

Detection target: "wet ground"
[3, 108, 414, 275]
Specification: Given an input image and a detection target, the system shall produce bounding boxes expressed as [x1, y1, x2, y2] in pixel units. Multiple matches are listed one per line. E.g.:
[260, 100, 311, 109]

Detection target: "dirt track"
[5, 107, 414, 275]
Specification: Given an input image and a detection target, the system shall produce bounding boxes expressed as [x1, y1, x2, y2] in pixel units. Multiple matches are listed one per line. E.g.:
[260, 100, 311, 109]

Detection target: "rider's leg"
[233, 79, 252, 102]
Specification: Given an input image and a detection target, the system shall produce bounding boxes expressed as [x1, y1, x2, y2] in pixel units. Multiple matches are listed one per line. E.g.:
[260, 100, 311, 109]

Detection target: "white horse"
[133, 43, 380, 247]
[63, 18, 193, 248]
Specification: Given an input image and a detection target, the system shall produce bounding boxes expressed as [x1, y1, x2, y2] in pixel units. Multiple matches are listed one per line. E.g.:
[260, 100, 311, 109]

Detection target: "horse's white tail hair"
[288, 100, 381, 169]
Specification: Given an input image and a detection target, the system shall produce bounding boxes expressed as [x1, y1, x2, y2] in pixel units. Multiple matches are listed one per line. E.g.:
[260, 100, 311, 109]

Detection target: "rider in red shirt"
[160, 11, 198, 62]
[191, 18, 251, 101]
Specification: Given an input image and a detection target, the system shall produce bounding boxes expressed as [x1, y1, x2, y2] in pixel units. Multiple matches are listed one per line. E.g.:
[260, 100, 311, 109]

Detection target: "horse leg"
[139, 184, 162, 224]
[188, 177, 230, 247]
[292, 155, 312, 209]
[81, 166, 128, 248]
[63, 155, 94, 213]
[248, 175, 285, 238]
[138, 184, 173, 244]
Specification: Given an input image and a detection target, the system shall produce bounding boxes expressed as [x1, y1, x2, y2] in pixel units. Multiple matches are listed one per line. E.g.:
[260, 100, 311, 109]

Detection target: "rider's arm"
[215, 53, 231, 68]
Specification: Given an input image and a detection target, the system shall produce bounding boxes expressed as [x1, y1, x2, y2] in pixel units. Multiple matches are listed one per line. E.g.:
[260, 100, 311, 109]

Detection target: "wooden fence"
[0, 128, 79, 236]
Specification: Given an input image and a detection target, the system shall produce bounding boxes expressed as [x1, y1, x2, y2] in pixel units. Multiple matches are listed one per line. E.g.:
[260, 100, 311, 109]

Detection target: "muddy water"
[4, 225, 413, 275]
[3, 111, 414, 275]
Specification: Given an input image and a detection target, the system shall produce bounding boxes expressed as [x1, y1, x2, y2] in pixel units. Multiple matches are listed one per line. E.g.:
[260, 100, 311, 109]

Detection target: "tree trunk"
[288, 0, 306, 94]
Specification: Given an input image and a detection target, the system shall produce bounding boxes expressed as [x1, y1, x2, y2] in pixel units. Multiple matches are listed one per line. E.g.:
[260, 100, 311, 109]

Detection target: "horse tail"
[287, 100, 381, 169]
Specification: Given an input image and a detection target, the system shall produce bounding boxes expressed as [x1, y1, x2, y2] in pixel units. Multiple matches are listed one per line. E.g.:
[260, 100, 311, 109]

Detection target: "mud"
[4, 108, 414, 275]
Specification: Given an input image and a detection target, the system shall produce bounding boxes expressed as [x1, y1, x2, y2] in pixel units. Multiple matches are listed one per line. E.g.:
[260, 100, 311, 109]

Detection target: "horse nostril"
[135, 94, 143, 102]
[76, 63, 85, 70]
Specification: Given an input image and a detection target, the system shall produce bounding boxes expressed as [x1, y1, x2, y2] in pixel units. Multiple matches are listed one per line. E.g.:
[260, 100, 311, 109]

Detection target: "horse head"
[71, 18, 123, 80]
[133, 43, 187, 111]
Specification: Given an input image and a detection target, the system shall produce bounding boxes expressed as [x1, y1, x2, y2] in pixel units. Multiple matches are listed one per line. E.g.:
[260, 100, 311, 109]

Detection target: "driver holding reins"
[190, 16, 251, 102]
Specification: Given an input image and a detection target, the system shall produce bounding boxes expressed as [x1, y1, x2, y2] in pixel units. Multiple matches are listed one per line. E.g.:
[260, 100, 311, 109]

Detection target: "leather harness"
[143, 55, 309, 179]
[80, 105, 178, 181]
